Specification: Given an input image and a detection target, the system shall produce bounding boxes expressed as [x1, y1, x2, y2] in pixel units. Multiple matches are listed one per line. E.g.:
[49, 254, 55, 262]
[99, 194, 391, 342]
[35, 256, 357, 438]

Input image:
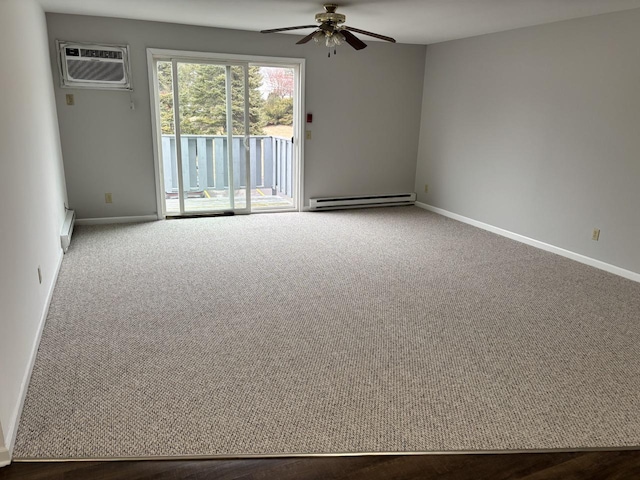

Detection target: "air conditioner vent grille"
[67, 60, 126, 82]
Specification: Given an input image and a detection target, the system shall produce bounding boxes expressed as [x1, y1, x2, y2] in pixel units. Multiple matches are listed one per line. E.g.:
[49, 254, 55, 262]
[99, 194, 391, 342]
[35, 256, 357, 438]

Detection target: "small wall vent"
[57, 41, 132, 90]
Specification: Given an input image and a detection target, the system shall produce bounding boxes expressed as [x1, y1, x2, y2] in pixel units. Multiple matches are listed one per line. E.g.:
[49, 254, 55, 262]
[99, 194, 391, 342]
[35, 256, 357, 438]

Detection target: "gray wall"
[46, 14, 426, 218]
[0, 0, 68, 455]
[416, 9, 640, 274]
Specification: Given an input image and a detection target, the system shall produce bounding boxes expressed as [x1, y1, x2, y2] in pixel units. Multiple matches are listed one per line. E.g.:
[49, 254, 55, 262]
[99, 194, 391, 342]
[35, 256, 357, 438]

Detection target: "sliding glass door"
[157, 59, 250, 216]
[150, 49, 305, 217]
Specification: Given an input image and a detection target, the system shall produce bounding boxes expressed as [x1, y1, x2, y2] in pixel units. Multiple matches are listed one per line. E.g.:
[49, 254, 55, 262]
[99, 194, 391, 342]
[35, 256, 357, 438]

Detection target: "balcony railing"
[161, 135, 293, 198]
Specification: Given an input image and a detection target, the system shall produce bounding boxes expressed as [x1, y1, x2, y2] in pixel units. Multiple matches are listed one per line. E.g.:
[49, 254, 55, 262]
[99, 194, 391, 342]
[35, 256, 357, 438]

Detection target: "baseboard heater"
[309, 192, 416, 211]
[60, 209, 76, 253]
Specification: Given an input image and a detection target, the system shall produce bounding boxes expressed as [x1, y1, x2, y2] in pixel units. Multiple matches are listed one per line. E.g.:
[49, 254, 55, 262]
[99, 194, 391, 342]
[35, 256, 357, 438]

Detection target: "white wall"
[0, 0, 68, 458]
[0, 427, 7, 466]
[45, 14, 426, 218]
[416, 9, 640, 275]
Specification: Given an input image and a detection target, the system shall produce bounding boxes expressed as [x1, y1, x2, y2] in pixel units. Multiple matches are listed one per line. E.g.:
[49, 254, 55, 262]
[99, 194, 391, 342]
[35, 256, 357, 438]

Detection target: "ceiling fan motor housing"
[316, 4, 346, 25]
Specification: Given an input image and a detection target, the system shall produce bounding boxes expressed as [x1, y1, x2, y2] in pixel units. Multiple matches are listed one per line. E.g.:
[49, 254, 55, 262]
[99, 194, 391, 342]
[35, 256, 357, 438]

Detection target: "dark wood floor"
[2, 451, 640, 480]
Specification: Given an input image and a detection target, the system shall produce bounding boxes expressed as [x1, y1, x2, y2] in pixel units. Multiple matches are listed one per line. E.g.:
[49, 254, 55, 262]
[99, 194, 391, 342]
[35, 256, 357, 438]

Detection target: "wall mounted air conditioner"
[57, 41, 132, 90]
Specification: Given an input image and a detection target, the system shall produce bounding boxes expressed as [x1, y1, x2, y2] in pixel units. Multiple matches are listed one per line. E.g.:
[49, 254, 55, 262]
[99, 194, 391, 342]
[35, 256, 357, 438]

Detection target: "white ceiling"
[38, 0, 640, 45]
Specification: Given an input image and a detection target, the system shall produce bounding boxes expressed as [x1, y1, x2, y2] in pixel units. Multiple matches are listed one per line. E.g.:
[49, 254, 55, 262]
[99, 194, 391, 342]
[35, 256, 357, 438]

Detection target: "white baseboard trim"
[0, 446, 9, 468]
[75, 215, 158, 226]
[4, 248, 65, 460]
[415, 202, 640, 283]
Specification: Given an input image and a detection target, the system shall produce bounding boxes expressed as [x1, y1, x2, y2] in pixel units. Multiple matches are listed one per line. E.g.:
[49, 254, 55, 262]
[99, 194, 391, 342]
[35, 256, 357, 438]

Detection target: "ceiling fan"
[260, 4, 396, 57]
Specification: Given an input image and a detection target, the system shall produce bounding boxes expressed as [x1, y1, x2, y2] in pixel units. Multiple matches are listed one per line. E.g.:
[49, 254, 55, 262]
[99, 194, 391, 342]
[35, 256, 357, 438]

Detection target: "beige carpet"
[13, 207, 640, 459]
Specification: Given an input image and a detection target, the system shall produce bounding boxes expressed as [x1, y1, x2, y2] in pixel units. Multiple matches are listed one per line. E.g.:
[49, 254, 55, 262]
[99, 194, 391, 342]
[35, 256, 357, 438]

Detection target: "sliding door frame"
[147, 48, 306, 219]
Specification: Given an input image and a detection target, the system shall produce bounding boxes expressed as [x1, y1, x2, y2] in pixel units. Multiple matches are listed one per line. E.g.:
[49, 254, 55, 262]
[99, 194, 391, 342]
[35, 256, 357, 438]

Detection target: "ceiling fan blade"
[340, 29, 367, 50]
[297, 30, 321, 44]
[344, 26, 396, 43]
[261, 25, 318, 34]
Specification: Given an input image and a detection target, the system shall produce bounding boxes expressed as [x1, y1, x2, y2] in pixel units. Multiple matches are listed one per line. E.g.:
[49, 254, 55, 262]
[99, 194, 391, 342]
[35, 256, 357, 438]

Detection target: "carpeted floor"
[13, 207, 640, 459]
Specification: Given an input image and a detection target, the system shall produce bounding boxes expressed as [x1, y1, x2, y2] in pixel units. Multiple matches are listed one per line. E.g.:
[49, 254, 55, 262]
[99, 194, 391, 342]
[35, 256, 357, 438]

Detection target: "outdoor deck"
[165, 188, 294, 214]
[162, 134, 294, 213]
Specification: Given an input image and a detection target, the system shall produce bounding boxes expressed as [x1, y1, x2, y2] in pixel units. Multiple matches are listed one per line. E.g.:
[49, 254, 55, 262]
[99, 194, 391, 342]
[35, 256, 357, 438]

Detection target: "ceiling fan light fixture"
[325, 34, 335, 48]
[324, 31, 345, 48]
[312, 30, 324, 43]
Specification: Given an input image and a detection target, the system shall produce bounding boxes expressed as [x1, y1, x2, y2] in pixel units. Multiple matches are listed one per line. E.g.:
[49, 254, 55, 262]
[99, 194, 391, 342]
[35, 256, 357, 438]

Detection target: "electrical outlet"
[592, 228, 600, 241]
[424, 184, 429, 193]
[105, 193, 113, 204]
[65, 94, 74, 106]
[37, 266, 42, 284]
